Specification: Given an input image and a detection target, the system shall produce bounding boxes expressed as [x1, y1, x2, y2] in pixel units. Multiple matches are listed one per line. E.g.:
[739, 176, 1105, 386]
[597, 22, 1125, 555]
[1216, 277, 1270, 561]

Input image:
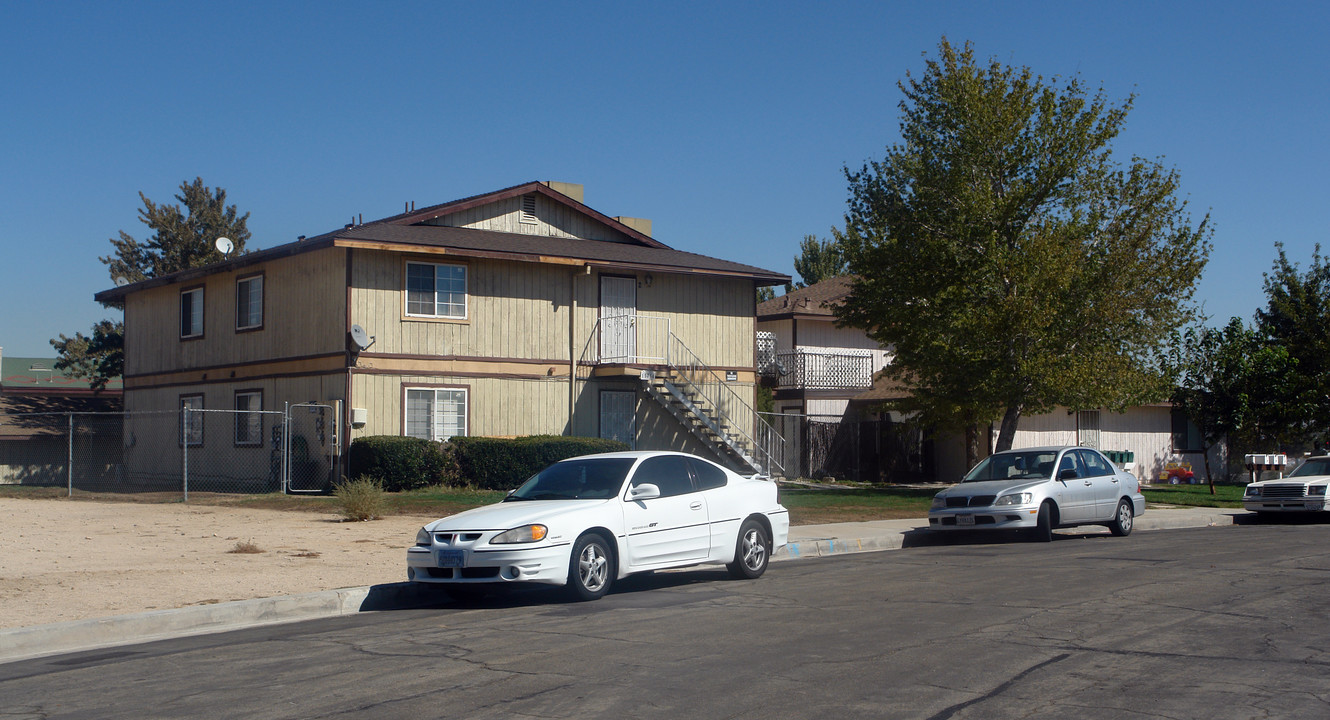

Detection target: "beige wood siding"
[424, 194, 637, 243]
[351, 251, 580, 361]
[636, 272, 755, 369]
[123, 248, 346, 377]
[350, 373, 571, 440]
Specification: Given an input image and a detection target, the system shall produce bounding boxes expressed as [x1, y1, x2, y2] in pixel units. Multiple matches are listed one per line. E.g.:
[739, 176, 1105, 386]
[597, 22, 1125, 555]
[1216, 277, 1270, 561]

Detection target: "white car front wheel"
[567, 534, 613, 601]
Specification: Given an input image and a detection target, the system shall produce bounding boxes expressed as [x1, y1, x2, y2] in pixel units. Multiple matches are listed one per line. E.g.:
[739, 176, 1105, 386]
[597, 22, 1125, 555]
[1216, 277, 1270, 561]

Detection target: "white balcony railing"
[762, 350, 874, 390]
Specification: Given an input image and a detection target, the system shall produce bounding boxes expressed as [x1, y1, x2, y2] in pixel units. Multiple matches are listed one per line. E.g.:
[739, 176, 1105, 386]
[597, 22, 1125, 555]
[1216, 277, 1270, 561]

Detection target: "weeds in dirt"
[334, 477, 386, 521]
[228, 540, 265, 554]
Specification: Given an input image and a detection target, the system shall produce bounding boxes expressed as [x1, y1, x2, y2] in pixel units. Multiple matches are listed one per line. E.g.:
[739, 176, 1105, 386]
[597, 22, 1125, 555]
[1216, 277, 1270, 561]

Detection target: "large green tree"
[1256, 243, 1330, 431]
[52, 178, 251, 389]
[836, 38, 1212, 460]
[1171, 318, 1306, 490]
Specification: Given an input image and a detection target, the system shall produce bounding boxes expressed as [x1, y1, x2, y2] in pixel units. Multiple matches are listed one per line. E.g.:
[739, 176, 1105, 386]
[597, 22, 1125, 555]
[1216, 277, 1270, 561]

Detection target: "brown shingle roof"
[97, 181, 789, 303]
[333, 223, 787, 279]
[757, 276, 855, 319]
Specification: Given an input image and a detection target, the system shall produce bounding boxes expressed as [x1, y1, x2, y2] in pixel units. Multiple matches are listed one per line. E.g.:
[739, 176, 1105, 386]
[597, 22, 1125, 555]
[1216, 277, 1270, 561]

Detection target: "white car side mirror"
[628, 483, 661, 501]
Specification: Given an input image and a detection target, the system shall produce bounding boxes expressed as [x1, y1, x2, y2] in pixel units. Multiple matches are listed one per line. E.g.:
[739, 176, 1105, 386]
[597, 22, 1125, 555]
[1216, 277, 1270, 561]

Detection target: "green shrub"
[348, 436, 446, 492]
[448, 435, 629, 490]
[334, 476, 386, 521]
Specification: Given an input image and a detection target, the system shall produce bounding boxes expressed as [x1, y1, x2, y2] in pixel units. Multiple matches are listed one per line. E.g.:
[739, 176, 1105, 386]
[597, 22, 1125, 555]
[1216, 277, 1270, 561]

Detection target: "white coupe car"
[929, 446, 1146, 541]
[407, 450, 790, 601]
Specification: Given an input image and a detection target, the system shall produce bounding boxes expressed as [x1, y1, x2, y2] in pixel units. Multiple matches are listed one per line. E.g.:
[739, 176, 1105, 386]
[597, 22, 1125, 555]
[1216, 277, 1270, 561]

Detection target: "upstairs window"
[180, 286, 204, 338]
[236, 274, 263, 331]
[405, 261, 467, 319]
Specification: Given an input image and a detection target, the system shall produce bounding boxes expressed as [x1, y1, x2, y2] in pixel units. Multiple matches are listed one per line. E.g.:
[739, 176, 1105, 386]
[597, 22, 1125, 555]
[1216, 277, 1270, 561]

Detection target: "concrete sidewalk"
[0, 507, 1242, 665]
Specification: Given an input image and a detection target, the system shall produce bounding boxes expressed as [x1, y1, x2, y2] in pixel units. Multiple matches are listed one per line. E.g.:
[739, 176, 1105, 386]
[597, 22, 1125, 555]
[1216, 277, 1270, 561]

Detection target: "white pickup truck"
[1244, 456, 1330, 515]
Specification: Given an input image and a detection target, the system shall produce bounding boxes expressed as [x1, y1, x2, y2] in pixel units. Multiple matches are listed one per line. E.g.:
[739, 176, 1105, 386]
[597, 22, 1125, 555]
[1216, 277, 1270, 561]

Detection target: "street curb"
[0, 509, 1240, 665]
[0, 583, 439, 665]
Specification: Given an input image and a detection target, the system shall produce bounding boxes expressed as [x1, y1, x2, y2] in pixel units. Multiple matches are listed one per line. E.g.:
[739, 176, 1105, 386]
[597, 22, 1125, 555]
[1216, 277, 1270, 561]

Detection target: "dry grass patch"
[334, 477, 386, 521]
[228, 540, 265, 554]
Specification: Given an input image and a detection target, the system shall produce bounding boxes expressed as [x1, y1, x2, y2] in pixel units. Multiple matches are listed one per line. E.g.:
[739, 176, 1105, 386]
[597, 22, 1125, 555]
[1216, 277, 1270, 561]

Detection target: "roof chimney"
[614, 216, 652, 237]
[540, 181, 584, 203]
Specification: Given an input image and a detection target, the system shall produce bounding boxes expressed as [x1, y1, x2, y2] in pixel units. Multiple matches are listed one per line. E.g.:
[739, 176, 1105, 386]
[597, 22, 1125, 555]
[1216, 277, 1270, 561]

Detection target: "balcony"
[760, 349, 873, 390]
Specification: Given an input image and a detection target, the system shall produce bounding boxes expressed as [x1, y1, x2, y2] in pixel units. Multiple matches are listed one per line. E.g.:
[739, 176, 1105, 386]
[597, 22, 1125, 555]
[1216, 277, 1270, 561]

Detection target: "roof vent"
[520, 194, 538, 225]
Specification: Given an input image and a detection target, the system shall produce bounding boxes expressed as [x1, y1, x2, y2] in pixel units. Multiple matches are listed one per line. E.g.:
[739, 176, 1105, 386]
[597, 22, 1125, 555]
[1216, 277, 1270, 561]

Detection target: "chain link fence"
[0, 406, 340, 499]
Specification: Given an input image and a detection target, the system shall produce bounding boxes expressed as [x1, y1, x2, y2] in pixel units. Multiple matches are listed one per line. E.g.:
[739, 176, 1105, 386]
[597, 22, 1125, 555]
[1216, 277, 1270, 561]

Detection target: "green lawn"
[777, 486, 937, 525]
[1142, 483, 1246, 508]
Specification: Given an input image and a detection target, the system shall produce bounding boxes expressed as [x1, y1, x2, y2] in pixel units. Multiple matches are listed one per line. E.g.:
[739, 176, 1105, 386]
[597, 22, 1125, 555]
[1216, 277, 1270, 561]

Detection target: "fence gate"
[284, 402, 339, 493]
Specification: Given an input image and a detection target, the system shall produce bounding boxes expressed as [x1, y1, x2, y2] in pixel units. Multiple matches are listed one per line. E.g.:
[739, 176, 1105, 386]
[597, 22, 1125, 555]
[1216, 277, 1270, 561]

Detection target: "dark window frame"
[180, 285, 205, 339]
[235, 272, 264, 332]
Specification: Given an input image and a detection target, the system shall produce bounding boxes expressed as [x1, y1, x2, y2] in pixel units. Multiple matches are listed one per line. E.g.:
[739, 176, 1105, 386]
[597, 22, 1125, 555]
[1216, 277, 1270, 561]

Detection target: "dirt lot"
[0, 497, 437, 630]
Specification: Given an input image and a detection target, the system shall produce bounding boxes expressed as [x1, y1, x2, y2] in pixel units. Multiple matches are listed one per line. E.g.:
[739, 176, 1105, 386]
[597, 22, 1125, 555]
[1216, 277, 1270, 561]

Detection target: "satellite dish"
[349, 325, 375, 352]
[113, 276, 130, 287]
[215, 237, 234, 256]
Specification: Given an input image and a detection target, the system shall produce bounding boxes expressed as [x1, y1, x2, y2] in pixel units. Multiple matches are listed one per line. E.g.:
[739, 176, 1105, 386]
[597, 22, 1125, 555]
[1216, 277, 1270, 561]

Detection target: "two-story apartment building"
[95, 181, 790, 490]
[759, 276, 1224, 484]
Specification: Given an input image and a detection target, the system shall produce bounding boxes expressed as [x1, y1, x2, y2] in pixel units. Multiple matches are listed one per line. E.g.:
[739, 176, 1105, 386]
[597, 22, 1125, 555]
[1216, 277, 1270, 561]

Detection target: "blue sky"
[2, 1, 1326, 358]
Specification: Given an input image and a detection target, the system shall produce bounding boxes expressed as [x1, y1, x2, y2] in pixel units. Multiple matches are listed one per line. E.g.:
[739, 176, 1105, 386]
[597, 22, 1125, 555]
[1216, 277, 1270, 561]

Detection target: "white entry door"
[600, 276, 637, 362]
[599, 390, 635, 448]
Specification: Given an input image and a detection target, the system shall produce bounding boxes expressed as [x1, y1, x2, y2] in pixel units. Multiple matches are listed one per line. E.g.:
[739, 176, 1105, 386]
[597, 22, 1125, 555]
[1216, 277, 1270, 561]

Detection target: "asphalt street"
[3, 522, 1329, 719]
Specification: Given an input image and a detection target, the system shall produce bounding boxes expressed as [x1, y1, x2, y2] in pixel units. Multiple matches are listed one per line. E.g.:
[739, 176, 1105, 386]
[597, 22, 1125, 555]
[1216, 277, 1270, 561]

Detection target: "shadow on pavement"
[357, 566, 746, 612]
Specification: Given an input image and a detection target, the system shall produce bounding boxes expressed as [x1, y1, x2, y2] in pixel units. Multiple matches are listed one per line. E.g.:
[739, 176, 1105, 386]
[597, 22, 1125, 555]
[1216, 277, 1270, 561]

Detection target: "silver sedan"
[928, 446, 1146, 542]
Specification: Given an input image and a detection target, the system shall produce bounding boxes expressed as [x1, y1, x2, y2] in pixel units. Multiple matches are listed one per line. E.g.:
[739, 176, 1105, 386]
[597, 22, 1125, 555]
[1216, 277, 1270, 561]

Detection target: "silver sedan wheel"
[1110, 498, 1134, 537]
[578, 541, 609, 592]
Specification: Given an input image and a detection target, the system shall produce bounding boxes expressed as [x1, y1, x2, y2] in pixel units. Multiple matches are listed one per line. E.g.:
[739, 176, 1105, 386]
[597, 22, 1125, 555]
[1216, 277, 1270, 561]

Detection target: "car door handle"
[1084, 480, 1093, 486]
[690, 501, 703, 511]
[1111, 478, 1120, 483]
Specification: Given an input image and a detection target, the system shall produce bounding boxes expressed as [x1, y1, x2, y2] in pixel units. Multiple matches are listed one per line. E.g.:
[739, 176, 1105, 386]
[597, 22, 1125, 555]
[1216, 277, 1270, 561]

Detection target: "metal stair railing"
[576, 316, 786, 477]
[664, 334, 785, 477]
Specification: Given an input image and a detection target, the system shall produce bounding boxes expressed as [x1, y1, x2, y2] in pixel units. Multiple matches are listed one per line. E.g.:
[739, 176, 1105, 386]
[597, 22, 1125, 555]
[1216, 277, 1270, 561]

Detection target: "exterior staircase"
[641, 334, 784, 477]
[580, 314, 786, 477]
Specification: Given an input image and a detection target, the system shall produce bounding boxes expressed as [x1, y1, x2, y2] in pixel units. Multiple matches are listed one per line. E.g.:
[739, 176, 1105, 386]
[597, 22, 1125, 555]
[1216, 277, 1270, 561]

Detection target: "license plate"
[436, 549, 465, 568]
[956, 514, 975, 526]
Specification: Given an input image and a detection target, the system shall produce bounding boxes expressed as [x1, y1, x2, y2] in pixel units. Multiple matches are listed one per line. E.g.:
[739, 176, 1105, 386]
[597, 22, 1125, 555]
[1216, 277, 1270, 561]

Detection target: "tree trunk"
[965, 424, 980, 469]
[994, 404, 1022, 452]
[1204, 441, 1215, 495]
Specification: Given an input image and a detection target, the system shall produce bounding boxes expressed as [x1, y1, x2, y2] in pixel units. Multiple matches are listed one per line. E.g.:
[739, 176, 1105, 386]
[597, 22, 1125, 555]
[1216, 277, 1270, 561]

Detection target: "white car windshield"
[1290, 458, 1330, 478]
[505, 458, 637, 501]
[963, 451, 1060, 482]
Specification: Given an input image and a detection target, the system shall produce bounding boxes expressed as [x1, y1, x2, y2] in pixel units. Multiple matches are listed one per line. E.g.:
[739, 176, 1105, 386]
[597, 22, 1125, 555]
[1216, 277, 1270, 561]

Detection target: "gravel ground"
[0, 497, 435, 629]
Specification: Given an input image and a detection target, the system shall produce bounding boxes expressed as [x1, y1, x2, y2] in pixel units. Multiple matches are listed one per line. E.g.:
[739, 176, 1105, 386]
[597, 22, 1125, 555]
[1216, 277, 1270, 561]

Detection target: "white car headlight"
[1245, 486, 1262, 497]
[930, 496, 945, 510]
[416, 527, 432, 546]
[492, 524, 549, 544]
[994, 492, 1032, 506]
[1310, 486, 1327, 497]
